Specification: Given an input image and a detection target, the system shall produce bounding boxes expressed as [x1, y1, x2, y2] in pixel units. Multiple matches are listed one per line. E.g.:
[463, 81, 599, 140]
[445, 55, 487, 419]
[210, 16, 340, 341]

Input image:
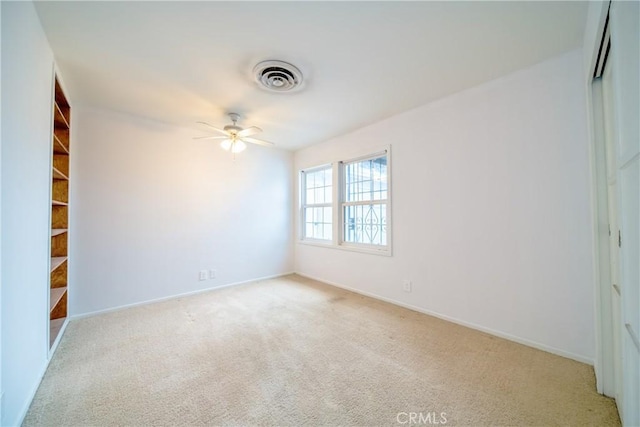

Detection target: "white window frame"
[298, 146, 392, 256]
[299, 164, 333, 243]
[338, 149, 391, 255]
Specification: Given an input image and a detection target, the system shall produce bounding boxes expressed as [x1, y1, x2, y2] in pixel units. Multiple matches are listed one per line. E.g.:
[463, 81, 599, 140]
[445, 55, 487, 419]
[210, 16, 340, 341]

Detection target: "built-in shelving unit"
[49, 76, 70, 348]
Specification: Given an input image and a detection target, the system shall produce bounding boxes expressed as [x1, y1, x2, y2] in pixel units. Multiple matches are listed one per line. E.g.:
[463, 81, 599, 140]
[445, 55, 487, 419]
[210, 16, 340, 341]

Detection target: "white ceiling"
[35, 1, 588, 151]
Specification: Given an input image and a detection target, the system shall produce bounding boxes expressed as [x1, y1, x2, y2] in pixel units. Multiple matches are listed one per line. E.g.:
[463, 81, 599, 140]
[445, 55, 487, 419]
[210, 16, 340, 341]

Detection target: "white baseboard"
[70, 271, 295, 321]
[14, 359, 49, 427]
[67, 269, 594, 365]
[13, 316, 73, 426]
[49, 317, 70, 356]
[11, 315, 74, 426]
[294, 272, 594, 366]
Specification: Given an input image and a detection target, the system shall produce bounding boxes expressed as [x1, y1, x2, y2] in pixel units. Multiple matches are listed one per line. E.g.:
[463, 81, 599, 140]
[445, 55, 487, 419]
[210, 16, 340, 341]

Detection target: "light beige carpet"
[24, 274, 619, 426]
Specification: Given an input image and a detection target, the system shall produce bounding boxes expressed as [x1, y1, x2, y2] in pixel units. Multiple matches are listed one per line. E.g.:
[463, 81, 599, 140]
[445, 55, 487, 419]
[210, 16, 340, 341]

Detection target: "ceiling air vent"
[253, 60, 303, 93]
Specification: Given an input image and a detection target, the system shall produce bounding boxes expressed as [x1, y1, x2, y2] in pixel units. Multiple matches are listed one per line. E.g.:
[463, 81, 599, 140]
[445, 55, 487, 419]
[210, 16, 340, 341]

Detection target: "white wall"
[70, 107, 293, 316]
[294, 49, 595, 363]
[0, 2, 3, 421]
[1, 2, 55, 425]
[0, 1, 3, 419]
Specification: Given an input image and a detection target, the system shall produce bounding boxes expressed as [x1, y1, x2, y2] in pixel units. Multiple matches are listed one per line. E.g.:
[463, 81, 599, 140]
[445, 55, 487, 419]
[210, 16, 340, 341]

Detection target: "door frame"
[585, 1, 614, 397]
[587, 5, 640, 426]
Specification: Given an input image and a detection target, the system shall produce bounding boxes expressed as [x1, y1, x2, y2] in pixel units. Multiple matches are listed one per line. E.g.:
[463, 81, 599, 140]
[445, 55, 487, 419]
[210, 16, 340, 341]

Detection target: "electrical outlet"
[199, 270, 208, 281]
[209, 269, 217, 279]
[403, 280, 412, 293]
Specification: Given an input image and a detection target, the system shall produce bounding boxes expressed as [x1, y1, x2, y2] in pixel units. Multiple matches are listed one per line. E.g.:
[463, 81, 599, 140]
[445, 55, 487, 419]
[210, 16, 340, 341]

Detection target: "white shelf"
[51, 229, 67, 237]
[50, 78, 70, 350]
[54, 102, 70, 129]
[50, 318, 65, 347]
[52, 166, 69, 180]
[50, 287, 66, 312]
[51, 256, 67, 272]
[53, 133, 69, 154]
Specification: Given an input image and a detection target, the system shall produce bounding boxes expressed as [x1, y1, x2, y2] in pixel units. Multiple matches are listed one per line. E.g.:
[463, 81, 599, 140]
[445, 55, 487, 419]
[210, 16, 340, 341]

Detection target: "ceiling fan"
[194, 113, 274, 154]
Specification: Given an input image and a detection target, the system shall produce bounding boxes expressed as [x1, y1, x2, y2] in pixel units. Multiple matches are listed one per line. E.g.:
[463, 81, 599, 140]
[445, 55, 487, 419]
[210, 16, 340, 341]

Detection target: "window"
[298, 147, 391, 255]
[340, 152, 389, 249]
[301, 165, 332, 241]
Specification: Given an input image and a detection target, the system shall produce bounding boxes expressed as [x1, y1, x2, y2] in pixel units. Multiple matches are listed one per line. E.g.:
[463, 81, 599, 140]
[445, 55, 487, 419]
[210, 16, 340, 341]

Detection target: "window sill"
[297, 240, 392, 257]
[298, 239, 333, 249]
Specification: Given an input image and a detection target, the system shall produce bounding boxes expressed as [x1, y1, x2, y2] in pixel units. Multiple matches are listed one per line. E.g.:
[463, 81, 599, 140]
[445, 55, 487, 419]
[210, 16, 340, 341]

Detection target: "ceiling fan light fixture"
[231, 139, 246, 153]
[195, 113, 274, 156]
[253, 60, 303, 93]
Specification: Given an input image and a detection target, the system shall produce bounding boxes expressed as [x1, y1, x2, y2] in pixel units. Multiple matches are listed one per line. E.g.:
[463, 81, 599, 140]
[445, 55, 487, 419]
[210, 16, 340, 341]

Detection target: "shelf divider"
[52, 167, 69, 181]
[51, 256, 67, 272]
[54, 102, 70, 129]
[49, 287, 67, 312]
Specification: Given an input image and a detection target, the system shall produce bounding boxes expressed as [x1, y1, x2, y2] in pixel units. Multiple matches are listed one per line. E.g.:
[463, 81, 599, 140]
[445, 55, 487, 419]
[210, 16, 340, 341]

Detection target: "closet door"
[601, 51, 624, 416]
[610, 1, 639, 425]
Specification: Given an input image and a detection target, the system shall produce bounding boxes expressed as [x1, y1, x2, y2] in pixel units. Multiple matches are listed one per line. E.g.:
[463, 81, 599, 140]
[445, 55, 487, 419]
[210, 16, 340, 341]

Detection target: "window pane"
[303, 166, 333, 206]
[343, 203, 387, 246]
[323, 224, 332, 240]
[304, 207, 313, 223]
[324, 168, 332, 186]
[302, 206, 332, 240]
[301, 166, 333, 241]
[344, 155, 387, 203]
[324, 207, 332, 221]
[306, 171, 315, 189]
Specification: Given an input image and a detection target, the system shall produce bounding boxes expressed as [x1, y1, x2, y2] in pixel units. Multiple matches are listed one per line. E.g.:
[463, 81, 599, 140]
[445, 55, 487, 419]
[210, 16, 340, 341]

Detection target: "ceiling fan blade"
[196, 121, 229, 136]
[242, 137, 274, 148]
[192, 135, 228, 140]
[237, 126, 262, 138]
